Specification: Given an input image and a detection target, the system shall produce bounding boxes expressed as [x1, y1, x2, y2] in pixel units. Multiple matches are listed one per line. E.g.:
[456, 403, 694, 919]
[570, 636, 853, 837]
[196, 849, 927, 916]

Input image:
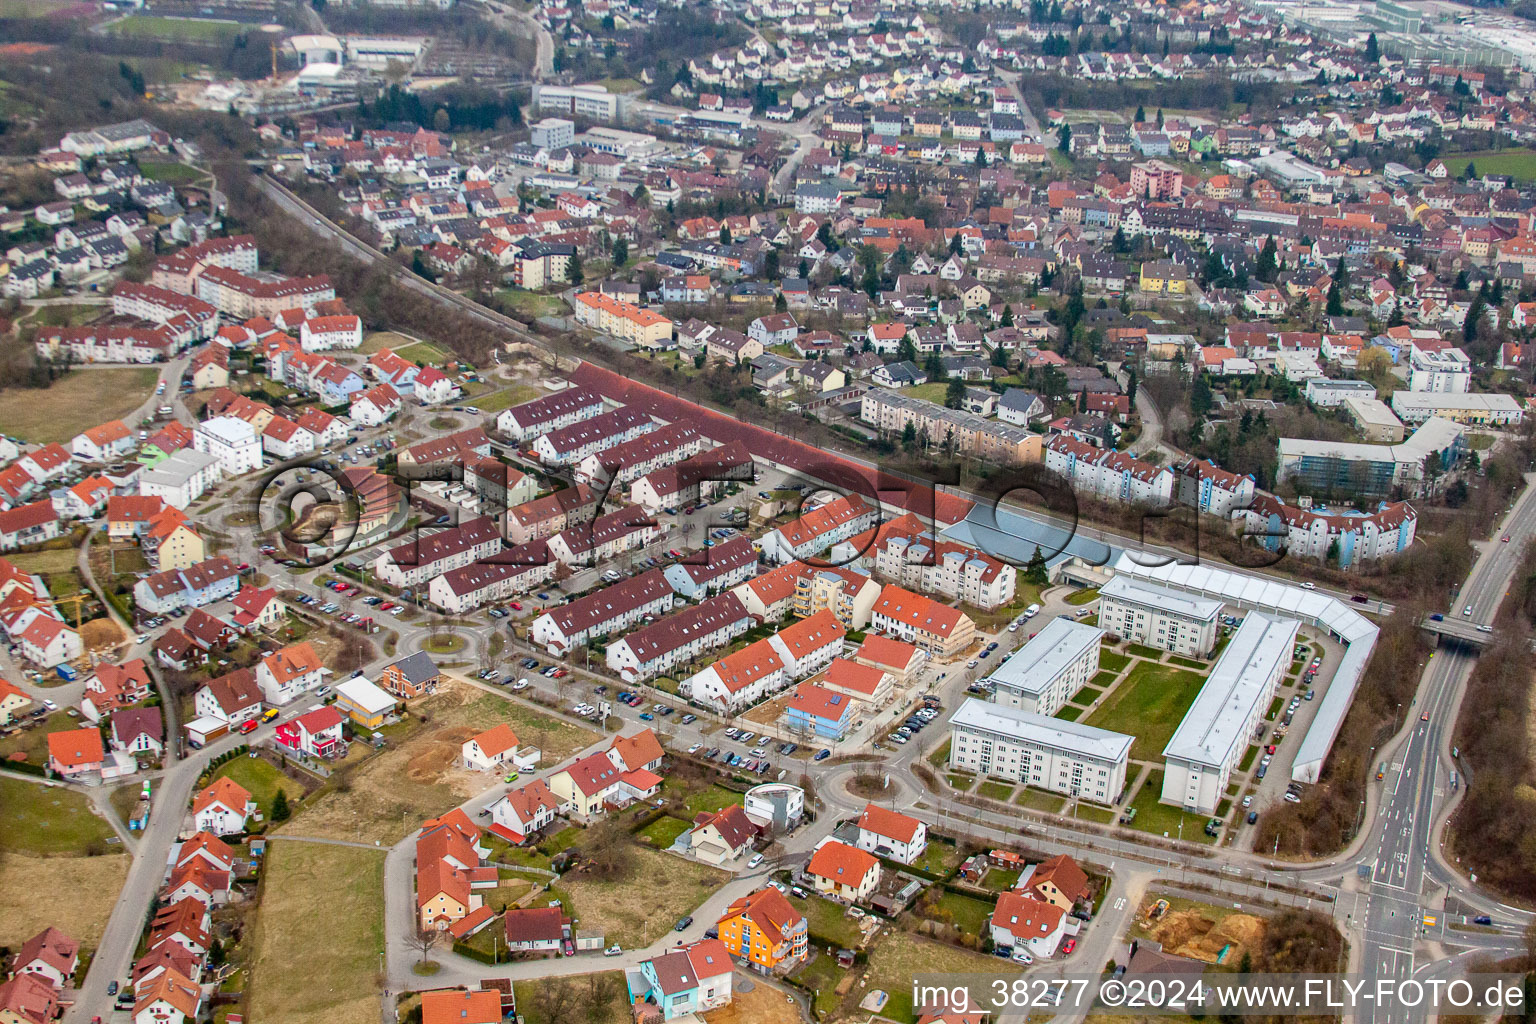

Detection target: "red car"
[1061, 939, 1076, 955]
[236, 562, 250, 571]
[1503, 535, 1512, 543]
[239, 719, 259, 735]
[509, 601, 522, 610]
[1266, 744, 1277, 754]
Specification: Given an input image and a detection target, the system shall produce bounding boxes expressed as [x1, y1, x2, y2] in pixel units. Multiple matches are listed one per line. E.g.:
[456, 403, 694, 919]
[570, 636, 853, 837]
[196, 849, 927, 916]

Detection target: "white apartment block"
[1406, 344, 1471, 393]
[1175, 458, 1256, 518]
[1045, 436, 1174, 507]
[948, 698, 1131, 805]
[1161, 613, 1298, 815]
[984, 618, 1102, 717]
[137, 450, 222, 510]
[1097, 576, 1221, 658]
[864, 531, 1017, 610]
[193, 417, 262, 476]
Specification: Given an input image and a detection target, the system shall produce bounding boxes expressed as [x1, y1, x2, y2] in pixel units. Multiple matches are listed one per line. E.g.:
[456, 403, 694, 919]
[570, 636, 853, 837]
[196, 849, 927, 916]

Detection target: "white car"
[513, 679, 530, 690]
[1012, 949, 1034, 964]
[688, 742, 702, 754]
[1299, 582, 1316, 590]
[135, 634, 150, 645]
[604, 944, 622, 956]
[748, 853, 764, 869]
[42, 699, 58, 711]
[1008, 623, 1019, 632]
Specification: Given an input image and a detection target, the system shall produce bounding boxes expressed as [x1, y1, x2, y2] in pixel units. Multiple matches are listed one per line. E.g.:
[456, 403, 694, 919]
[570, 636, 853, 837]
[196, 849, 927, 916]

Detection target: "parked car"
[815, 749, 831, 760]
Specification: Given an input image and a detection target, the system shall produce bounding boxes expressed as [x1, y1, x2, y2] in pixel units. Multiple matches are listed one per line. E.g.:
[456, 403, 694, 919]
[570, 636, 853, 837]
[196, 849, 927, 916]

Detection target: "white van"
[1024, 604, 1040, 618]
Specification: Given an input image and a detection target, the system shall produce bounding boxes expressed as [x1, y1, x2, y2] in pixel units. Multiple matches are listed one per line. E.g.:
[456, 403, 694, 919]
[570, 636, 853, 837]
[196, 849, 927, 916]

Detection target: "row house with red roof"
[869, 583, 976, 659]
[112, 281, 218, 342]
[758, 494, 877, 564]
[132, 556, 240, 615]
[350, 382, 403, 426]
[837, 512, 1016, 610]
[605, 593, 753, 684]
[416, 809, 497, 935]
[683, 609, 846, 712]
[36, 324, 178, 365]
[426, 540, 556, 614]
[530, 567, 673, 656]
[0, 500, 61, 551]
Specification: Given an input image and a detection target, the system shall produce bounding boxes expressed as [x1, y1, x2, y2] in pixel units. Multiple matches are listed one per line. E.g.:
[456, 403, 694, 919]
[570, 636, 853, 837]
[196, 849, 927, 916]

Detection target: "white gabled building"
[372, 516, 503, 589]
[1175, 458, 1256, 518]
[605, 593, 752, 683]
[573, 423, 704, 487]
[532, 406, 656, 466]
[425, 541, 556, 613]
[758, 494, 877, 564]
[496, 387, 606, 442]
[530, 568, 674, 655]
[546, 506, 661, 566]
[683, 609, 844, 712]
[1045, 435, 1174, 507]
[853, 803, 928, 865]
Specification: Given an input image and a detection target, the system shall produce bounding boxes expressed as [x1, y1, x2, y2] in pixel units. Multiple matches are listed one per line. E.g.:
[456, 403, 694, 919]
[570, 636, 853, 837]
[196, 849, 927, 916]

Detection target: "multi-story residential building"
[573, 423, 704, 487]
[1097, 576, 1221, 657]
[605, 593, 752, 683]
[373, 516, 503, 589]
[948, 697, 1131, 805]
[570, 291, 674, 349]
[759, 494, 878, 564]
[1406, 344, 1470, 393]
[193, 417, 262, 476]
[496, 388, 606, 443]
[546, 506, 660, 566]
[1175, 458, 1257, 518]
[1045, 436, 1174, 506]
[532, 406, 658, 467]
[985, 618, 1102, 716]
[804, 840, 880, 902]
[789, 565, 882, 629]
[629, 441, 754, 513]
[683, 609, 844, 711]
[868, 583, 975, 659]
[1275, 417, 1462, 498]
[859, 390, 1041, 465]
[838, 512, 1017, 610]
[504, 484, 599, 545]
[1162, 614, 1298, 815]
[254, 640, 326, 706]
[530, 568, 674, 655]
[1239, 494, 1417, 567]
[663, 533, 759, 601]
[716, 887, 808, 973]
[426, 542, 557, 613]
[1390, 391, 1524, 427]
[132, 557, 240, 615]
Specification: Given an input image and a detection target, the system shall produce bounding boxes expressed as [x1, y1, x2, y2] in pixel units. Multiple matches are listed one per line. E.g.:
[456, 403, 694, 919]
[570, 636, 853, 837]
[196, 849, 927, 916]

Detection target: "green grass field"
[395, 341, 450, 365]
[471, 384, 542, 414]
[137, 161, 205, 184]
[1084, 661, 1208, 762]
[247, 841, 386, 1024]
[1056, 706, 1083, 721]
[932, 890, 994, 933]
[635, 814, 690, 849]
[0, 776, 119, 856]
[108, 14, 245, 42]
[1066, 587, 1100, 605]
[978, 780, 1015, 802]
[1014, 787, 1066, 812]
[212, 756, 298, 822]
[1125, 771, 1216, 844]
[1099, 651, 1131, 673]
[789, 891, 865, 947]
[0, 367, 160, 444]
[1442, 149, 1536, 182]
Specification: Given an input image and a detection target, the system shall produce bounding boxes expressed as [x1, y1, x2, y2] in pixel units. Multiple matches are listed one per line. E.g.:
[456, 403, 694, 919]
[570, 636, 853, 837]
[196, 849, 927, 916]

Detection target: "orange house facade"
[716, 887, 808, 973]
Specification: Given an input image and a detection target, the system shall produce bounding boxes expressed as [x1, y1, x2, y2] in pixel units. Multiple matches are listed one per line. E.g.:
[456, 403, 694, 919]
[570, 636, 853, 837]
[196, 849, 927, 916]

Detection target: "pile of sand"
[404, 727, 476, 782]
[1152, 909, 1266, 964]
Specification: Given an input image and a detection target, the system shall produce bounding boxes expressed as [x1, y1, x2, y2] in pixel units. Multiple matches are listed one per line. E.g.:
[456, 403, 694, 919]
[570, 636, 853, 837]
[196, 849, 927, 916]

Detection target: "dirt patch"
[0, 853, 129, 951]
[703, 980, 803, 1024]
[81, 617, 127, 652]
[274, 679, 597, 845]
[1151, 908, 1265, 964]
